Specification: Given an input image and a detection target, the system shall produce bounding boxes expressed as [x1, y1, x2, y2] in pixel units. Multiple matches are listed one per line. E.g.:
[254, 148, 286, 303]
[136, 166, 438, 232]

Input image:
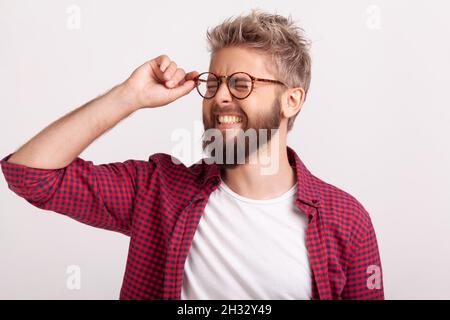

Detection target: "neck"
[220, 137, 297, 200]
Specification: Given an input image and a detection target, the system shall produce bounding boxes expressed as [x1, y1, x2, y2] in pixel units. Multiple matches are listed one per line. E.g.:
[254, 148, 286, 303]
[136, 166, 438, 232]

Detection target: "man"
[0, 9, 384, 299]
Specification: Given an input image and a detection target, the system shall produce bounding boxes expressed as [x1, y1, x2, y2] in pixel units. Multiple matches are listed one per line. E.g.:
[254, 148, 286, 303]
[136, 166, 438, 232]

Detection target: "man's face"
[202, 46, 284, 168]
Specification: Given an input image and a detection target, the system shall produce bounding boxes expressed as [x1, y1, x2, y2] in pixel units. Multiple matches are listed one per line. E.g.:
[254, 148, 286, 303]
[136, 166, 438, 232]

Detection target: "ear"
[282, 87, 306, 119]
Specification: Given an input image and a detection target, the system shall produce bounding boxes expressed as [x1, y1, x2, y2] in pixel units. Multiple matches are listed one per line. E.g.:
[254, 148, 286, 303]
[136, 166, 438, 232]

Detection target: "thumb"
[170, 80, 196, 98]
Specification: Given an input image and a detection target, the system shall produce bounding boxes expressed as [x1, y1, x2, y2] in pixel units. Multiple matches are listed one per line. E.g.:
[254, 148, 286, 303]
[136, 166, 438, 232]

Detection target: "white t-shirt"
[181, 178, 312, 300]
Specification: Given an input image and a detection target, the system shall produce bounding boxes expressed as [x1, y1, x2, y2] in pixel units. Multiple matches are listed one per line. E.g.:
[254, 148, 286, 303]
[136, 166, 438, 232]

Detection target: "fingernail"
[167, 80, 173, 86]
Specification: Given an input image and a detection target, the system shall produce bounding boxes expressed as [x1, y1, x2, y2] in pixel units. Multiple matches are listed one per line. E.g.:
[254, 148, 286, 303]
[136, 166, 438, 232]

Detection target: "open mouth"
[216, 115, 243, 126]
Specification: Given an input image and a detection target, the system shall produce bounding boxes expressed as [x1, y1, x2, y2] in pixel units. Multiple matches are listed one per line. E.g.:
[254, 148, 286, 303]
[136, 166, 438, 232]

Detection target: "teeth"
[217, 115, 242, 124]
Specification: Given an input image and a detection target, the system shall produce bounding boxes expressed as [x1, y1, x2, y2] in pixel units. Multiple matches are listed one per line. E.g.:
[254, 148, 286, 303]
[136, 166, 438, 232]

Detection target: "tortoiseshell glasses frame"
[193, 71, 288, 100]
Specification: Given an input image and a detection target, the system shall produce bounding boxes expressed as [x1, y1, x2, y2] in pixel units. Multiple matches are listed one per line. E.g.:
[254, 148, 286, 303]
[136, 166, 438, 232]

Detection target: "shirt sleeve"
[0, 152, 154, 236]
[341, 213, 385, 300]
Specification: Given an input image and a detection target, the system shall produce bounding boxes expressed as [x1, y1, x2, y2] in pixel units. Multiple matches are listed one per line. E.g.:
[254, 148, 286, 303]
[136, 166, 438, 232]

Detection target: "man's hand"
[123, 55, 199, 110]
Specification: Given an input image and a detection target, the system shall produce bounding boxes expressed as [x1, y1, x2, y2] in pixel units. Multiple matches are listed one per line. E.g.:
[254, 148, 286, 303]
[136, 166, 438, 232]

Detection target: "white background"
[1, 0, 449, 299]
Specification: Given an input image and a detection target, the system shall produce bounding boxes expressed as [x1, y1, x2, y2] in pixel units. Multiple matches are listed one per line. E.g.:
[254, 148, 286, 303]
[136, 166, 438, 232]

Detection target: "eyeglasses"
[193, 71, 288, 100]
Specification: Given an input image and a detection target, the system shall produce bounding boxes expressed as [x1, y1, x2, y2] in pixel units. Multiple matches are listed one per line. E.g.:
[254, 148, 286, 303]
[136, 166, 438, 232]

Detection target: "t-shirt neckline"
[218, 178, 298, 205]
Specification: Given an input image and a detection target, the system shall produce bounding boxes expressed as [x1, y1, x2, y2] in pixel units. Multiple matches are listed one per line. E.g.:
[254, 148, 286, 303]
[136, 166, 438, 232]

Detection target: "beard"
[201, 95, 282, 169]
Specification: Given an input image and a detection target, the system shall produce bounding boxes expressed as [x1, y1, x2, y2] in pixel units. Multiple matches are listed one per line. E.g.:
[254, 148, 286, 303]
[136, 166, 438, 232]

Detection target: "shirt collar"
[201, 145, 322, 212]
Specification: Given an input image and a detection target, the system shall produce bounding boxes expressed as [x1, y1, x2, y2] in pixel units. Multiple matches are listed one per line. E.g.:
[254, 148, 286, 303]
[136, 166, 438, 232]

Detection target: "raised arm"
[7, 55, 199, 169]
[1, 55, 199, 235]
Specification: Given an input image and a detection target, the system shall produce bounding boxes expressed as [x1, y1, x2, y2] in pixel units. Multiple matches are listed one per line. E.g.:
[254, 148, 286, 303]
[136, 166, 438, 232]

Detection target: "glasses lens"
[229, 73, 252, 99]
[197, 73, 218, 98]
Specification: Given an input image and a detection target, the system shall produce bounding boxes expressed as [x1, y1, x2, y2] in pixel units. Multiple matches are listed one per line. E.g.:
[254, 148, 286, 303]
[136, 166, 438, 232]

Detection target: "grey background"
[1, 0, 449, 299]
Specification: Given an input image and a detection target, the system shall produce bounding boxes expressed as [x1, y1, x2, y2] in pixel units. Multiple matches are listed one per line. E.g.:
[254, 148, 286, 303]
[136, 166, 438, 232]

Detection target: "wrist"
[115, 81, 141, 113]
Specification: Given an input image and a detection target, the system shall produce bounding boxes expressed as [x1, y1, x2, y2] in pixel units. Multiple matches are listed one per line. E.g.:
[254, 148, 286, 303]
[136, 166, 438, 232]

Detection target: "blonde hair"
[206, 9, 312, 131]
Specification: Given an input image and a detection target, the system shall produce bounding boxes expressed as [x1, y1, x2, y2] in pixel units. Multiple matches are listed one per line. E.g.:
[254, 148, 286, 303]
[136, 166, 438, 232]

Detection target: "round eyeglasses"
[194, 71, 288, 100]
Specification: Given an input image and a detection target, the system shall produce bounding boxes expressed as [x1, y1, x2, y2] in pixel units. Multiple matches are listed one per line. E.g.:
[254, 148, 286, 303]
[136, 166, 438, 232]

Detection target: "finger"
[156, 55, 171, 72]
[165, 68, 186, 88]
[177, 70, 199, 86]
[169, 79, 197, 99]
[185, 71, 200, 81]
[149, 55, 172, 83]
[163, 61, 177, 81]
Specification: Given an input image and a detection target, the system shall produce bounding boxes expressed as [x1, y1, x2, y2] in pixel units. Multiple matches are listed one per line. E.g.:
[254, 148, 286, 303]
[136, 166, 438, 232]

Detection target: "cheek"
[242, 98, 261, 122]
[202, 101, 212, 120]
[202, 99, 208, 112]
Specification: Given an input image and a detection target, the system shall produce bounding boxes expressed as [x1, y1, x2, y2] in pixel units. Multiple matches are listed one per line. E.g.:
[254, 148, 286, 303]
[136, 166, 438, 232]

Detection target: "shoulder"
[147, 152, 211, 186]
[311, 174, 373, 241]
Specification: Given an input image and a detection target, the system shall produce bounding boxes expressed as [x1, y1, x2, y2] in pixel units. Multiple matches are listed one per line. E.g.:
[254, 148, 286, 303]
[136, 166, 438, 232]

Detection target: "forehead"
[209, 46, 274, 78]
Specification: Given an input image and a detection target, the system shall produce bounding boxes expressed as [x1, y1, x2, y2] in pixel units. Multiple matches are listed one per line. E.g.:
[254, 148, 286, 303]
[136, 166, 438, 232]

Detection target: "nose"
[214, 77, 233, 104]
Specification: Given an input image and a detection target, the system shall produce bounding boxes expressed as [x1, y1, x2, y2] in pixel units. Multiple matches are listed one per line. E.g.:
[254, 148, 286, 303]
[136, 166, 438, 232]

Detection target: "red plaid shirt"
[1, 146, 384, 299]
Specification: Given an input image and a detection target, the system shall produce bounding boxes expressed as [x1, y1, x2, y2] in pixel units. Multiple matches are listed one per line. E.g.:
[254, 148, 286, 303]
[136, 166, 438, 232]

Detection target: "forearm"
[7, 83, 138, 169]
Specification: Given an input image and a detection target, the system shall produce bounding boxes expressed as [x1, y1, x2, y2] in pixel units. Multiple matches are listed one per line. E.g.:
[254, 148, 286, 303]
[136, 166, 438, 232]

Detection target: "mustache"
[211, 105, 245, 116]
